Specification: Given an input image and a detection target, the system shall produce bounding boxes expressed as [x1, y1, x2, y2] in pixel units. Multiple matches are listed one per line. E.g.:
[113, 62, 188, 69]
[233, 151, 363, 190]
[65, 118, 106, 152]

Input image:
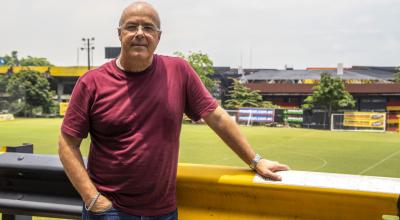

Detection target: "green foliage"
[302, 72, 355, 116]
[6, 70, 53, 116]
[394, 67, 400, 83]
[224, 78, 279, 109]
[260, 100, 279, 109]
[174, 51, 216, 93]
[0, 75, 7, 93]
[20, 56, 53, 66]
[3, 51, 19, 66]
[2, 51, 52, 66]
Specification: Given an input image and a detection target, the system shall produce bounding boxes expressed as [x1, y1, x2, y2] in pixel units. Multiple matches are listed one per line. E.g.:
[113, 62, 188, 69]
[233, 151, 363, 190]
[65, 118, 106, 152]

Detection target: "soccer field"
[0, 118, 400, 178]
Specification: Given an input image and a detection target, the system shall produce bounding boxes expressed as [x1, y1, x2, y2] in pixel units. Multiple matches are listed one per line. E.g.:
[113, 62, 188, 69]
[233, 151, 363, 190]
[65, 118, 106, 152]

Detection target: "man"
[58, 1, 289, 219]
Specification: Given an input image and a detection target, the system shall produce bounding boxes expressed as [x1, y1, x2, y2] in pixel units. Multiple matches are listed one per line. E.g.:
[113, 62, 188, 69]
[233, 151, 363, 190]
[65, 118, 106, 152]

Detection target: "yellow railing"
[0, 66, 9, 74]
[50, 66, 89, 77]
[0, 146, 5, 154]
[0, 66, 93, 77]
[12, 66, 50, 73]
[177, 164, 399, 220]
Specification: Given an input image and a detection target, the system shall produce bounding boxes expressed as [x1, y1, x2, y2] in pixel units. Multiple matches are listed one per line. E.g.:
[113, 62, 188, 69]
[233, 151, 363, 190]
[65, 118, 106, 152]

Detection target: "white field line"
[358, 148, 400, 175]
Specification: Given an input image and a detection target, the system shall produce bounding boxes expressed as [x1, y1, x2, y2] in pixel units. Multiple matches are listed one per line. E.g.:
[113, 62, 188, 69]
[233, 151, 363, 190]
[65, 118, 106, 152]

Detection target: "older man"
[58, 1, 289, 219]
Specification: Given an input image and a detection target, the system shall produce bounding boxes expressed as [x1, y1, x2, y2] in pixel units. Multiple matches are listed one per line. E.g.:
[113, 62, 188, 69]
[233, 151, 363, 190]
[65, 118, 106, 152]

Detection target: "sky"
[1, 0, 399, 69]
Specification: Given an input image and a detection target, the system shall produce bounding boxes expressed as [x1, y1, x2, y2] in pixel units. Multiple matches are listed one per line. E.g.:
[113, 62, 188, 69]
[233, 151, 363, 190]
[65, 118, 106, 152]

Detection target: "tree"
[394, 66, 400, 83]
[174, 51, 216, 93]
[2, 51, 52, 66]
[20, 56, 53, 66]
[224, 78, 278, 109]
[6, 70, 53, 116]
[0, 75, 7, 93]
[302, 72, 355, 117]
[3, 51, 19, 66]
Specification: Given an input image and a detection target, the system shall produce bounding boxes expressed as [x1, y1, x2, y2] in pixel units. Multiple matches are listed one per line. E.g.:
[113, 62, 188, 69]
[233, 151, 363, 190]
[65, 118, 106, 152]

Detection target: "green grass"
[1, 118, 399, 177]
[180, 123, 400, 178]
[1, 118, 400, 220]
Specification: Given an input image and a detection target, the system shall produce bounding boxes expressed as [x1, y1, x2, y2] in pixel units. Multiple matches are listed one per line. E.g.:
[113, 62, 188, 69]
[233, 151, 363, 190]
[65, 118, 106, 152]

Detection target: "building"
[241, 66, 400, 131]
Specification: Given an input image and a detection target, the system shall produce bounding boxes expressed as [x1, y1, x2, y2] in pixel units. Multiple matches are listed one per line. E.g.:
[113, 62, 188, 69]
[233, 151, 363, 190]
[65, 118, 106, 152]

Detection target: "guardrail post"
[2, 143, 33, 220]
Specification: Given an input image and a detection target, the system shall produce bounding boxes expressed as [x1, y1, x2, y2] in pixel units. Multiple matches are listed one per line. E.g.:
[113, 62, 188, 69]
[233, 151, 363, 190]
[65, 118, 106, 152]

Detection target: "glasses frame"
[120, 23, 161, 36]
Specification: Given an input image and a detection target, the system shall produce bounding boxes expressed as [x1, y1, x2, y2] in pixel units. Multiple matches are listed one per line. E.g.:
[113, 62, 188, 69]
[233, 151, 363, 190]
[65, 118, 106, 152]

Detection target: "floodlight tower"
[81, 37, 95, 70]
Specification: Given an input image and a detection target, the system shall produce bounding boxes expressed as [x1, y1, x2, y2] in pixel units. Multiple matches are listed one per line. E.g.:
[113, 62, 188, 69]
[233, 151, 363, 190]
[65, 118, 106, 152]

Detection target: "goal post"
[330, 112, 386, 132]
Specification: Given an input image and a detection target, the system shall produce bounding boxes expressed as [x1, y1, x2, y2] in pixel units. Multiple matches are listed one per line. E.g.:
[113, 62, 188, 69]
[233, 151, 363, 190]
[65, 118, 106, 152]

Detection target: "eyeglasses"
[120, 24, 161, 35]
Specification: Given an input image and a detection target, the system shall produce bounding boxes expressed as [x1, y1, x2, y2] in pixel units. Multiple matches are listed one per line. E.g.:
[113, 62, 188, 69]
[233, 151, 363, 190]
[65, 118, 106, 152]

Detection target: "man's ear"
[118, 28, 121, 38]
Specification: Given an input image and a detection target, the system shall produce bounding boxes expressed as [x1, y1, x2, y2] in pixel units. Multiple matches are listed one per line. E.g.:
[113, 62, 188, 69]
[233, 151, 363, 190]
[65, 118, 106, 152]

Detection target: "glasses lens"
[123, 24, 159, 34]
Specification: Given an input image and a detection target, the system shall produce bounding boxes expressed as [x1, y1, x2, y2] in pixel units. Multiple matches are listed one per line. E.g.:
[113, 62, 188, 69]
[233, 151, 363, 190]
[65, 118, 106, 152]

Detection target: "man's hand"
[89, 195, 113, 213]
[255, 159, 290, 181]
[59, 133, 112, 213]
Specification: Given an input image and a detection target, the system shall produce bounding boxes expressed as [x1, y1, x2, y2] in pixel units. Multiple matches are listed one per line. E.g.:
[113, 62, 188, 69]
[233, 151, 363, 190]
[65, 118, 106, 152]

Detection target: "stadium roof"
[243, 69, 391, 81]
[246, 83, 400, 95]
[244, 66, 396, 82]
[348, 68, 395, 80]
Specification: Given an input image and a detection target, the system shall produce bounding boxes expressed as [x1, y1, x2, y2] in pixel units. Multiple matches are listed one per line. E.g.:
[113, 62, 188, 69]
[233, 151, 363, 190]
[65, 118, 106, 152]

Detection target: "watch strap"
[249, 154, 263, 170]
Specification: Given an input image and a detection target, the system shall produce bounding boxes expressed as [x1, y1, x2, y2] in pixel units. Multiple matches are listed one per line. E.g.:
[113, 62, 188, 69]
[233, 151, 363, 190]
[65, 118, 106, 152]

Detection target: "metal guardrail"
[0, 151, 399, 219]
[0, 151, 81, 219]
[177, 164, 400, 220]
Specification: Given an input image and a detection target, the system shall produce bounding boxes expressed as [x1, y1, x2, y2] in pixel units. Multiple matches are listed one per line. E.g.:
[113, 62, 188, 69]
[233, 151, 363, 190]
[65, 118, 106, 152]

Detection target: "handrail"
[177, 164, 400, 219]
[0, 153, 399, 219]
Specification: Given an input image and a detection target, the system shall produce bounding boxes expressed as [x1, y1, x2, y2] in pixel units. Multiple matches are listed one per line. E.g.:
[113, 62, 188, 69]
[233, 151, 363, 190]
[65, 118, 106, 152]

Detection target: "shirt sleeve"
[61, 77, 92, 139]
[183, 61, 218, 121]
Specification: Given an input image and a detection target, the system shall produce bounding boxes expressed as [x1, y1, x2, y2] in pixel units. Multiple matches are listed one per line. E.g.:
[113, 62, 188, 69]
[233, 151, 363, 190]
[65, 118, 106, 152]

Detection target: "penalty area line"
[358, 148, 400, 175]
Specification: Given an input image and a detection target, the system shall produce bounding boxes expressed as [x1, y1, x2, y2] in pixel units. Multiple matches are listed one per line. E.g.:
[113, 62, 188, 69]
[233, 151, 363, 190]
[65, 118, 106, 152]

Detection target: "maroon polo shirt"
[61, 54, 218, 216]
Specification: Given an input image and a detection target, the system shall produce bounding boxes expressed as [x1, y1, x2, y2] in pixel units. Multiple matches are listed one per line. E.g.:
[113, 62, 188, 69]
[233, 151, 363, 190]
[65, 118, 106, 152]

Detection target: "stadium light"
[81, 37, 95, 70]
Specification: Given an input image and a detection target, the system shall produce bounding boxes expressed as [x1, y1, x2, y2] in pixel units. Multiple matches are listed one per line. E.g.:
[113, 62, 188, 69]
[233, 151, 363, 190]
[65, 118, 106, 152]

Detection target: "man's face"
[118, 5, 161, 61]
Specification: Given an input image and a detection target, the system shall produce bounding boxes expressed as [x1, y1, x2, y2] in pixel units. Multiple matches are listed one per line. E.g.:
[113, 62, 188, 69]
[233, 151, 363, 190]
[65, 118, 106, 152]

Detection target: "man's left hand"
[255, 159, 290, 181]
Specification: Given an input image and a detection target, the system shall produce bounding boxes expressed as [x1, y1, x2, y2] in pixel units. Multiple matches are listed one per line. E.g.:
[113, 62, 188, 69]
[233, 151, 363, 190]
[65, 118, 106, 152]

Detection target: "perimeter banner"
[343, 112, 385, 128]
[238, 108, 274, 123]
[59, 102, 69, 116]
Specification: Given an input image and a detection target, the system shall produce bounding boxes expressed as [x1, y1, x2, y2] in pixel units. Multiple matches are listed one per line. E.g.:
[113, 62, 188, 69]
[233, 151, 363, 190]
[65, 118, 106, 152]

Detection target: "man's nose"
[135, 26, 145, 38]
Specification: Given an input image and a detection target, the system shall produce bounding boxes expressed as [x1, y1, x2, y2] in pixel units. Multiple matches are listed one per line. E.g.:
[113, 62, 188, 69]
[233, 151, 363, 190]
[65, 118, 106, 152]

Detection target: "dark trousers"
[82, 206, 178, 220]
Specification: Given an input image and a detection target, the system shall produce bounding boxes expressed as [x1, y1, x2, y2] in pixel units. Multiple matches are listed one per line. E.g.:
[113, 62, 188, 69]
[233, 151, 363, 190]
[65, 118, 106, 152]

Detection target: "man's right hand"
[89, 195, 113, 213]
[255, 159, 290, 181]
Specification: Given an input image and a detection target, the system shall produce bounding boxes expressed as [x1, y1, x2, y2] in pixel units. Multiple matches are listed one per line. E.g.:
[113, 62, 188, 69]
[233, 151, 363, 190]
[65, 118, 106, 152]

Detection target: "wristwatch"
[249, 154, 263, 170]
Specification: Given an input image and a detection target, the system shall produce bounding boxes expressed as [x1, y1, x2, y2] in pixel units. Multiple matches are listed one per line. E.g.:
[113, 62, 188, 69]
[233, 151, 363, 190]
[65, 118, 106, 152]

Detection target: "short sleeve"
[183, 61, 218, 121]
[61, 77, 92, 139]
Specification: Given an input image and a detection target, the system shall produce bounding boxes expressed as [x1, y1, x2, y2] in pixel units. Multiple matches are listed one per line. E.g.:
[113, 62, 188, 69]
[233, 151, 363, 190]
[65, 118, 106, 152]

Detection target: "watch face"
[250, 154, 262, 170]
